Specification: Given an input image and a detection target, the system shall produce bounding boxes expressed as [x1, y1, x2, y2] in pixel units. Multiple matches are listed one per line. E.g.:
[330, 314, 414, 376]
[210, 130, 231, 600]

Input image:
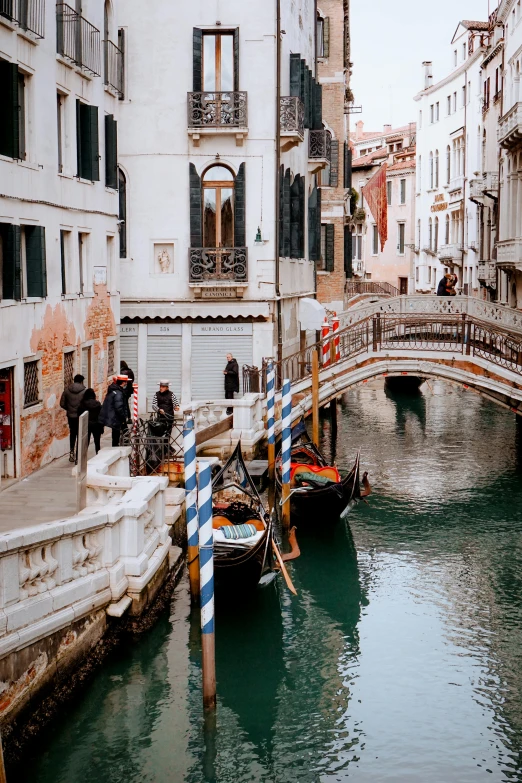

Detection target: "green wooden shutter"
[325, 224, 335, 272]
[279, 165, 284, 257]
[234, 162, 246, 247]
[0, 61, 19, 159]
[323, 17, 330, 57]
[76, 99, 82, 177]
[313, 81, 322, 130]
[89, 105, 99, 181]
[193, 28, 203, 91]
[330, 140, 339, 187]
[300, 60, 308, 127]
[344, 142, 352, 189]
[118, 167, 127, 258]
[189, 163, 202, 247]
[298, 175, 305, 258]
[105, 114, 117, 188]
[290, 175, 300, 259]
[25, 226, 47, 298]
[290, 54, 301, 97]
[308, 186, 318, 262]
[233, 28, 240, 91]
[344, 226, 353, 277]
[60, 230, 67, 295]
[283, 168, 291, 257]
[2, 224, 21, 300]
[308, 70, 314, 129]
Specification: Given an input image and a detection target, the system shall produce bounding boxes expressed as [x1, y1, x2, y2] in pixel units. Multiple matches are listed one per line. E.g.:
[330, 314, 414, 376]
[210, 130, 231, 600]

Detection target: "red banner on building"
[362, 163, 388, 251]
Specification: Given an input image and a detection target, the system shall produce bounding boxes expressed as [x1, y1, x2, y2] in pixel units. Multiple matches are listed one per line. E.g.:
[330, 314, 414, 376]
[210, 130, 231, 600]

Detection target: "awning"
[121, 301, 271, 321]
[298, 297, 326, 331]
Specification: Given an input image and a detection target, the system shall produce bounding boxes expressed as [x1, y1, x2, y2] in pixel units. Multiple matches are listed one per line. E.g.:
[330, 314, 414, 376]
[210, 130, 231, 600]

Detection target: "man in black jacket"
[60, 374, 86, 462]
[99, 375, 129, 447]
[223, 353, 239, 415]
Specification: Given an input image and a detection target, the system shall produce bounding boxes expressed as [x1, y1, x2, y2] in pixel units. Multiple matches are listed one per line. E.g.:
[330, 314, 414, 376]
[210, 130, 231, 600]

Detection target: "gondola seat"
[291, 464, 340, 486]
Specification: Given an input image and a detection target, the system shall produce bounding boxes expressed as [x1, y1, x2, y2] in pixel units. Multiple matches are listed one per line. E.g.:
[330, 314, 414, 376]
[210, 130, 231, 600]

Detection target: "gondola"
[275, 421, 369, 522]
[211, 442, 273, 592]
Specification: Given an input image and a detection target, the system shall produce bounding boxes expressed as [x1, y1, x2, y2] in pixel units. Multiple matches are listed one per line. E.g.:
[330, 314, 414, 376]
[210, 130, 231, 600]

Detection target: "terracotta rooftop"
[461, 20, 489, 31]
[388, 158, 416, 172]
[352, 148, 388, 168]
[350, 123, 416, 144]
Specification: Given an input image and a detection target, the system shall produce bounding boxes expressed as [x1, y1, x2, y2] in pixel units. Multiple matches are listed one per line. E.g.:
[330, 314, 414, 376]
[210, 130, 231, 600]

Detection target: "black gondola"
[275, 423, 366, 522]
[211, 442, 273, 592]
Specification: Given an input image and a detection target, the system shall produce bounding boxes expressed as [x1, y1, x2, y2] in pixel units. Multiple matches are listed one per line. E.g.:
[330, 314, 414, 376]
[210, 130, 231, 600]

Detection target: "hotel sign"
[431, 194, 448, 212]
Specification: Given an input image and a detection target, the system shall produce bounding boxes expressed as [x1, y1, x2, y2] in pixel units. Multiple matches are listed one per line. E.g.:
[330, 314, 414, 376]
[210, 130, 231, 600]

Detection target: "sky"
[350, 0, 496, 133]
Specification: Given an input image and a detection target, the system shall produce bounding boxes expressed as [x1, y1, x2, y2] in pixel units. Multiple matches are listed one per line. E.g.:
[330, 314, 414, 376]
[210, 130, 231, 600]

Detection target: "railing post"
[372, 317, 377, 351]
[461, 313, 467, 352]
[312, 348, 320, 447]
[466, 319, 472, 356]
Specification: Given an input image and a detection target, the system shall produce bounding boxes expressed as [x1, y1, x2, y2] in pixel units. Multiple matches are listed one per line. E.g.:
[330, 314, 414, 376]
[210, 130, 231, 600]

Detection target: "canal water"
[17, 380, 522, 782]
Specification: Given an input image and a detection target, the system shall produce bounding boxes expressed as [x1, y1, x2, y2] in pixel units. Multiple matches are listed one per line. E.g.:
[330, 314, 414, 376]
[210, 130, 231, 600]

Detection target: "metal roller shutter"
[120, 336, 138, 374]
[146, 335, 182, 410]
[191, 334, 253, 400]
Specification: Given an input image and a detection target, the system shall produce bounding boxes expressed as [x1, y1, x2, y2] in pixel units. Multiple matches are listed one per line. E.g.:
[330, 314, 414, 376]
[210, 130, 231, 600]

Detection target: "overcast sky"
[350, 0, 496, 133]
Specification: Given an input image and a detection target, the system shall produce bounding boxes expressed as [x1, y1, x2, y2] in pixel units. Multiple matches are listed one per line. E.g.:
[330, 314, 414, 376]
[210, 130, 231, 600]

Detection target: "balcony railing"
[280, 96, 304, 138]
[497, 239, 522, 269]
[309, 129, 332, 161]
[483, 171, 499, 193]
[0, 0, 45, 37]
[470, 178, 485, 200]
[498, 102, 522, 149]
[104, 39, 123, 97]
[189, 248, 248, 283]
[56, 3, 101, 77]
[438, 244, 463, 263]
[478, 261, 496, 283]
[187, 92, 248, 128]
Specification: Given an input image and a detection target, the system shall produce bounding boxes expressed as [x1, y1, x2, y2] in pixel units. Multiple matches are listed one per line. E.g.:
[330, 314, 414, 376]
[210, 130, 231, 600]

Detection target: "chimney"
[383, 124, 392, 134]
[423, 61, 433, 89]
[355, 120, 364, 140]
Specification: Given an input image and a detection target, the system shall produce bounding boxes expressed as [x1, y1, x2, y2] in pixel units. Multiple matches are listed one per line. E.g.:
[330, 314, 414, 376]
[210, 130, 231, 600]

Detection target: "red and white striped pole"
[332, 314, 340, 363]
[322, 317, 331, 368]
[132, 383, 139, 433]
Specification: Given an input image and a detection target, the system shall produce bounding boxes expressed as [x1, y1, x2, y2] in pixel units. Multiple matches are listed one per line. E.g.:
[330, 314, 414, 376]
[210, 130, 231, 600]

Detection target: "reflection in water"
[16, 379, 522, 783]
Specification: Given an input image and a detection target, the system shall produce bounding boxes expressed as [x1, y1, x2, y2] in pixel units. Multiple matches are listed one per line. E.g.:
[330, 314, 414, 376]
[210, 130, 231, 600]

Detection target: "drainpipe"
[275, 0, 283, 365]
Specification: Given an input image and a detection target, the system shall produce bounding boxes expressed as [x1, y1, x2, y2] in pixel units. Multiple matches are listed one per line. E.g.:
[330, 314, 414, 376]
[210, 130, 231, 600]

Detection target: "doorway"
[399, 277, 408, 295]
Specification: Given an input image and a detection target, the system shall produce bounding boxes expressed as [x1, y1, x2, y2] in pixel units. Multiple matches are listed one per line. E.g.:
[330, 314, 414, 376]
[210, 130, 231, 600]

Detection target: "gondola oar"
[272, 539, 297, 596]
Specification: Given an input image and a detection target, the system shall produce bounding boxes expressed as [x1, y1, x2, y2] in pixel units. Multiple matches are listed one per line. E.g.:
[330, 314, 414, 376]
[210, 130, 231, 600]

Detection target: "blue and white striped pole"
[267, 361, 276, 481]
[281, 378, 292, 529]
[198, 460, 216, 710]
[183, 417, 200, 601]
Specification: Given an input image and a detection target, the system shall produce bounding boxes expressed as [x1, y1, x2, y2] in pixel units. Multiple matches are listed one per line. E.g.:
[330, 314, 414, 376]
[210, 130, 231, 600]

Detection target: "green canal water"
[17, 380, 522, 782]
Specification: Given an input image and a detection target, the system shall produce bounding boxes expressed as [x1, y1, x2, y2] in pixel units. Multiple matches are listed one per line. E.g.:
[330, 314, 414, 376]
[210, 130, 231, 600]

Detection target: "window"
[203, 165, 235, 247]
[387, 180, 392, 205]
[462, 85, 466, 106]
[434, 217, 439, 252]
[495, 67, 500, 97]
[81, 346, 92, 387]
[417, 219, 421, 249]
[118, 167, 127, 258]
[400, 179, 406, 204]
[419, 110, 422, 128]
[57, 93, 64, 173]
[0, 60, 26, 159]
[60, 229, 70, 295]
[78, 232, 86, 294]
[0, 224, 46, 300]
[435, 150, 439, 188]
[429, 152, 434, 189]
[415, 266, 419, 283]
[104, 114, 118, 189]
[446, 145, 451, 184]
[397, 223, 405, 255]
[24, 360, 40, 408]
[430, 104, 434, 123]
[454, 50, 458, 67]
[317, 16, 329, 58]
[201, 31, 237, 92]
[453, 92, 457, 112]
[462, 42, 466, 61]
[319, 224, 335, 271]
[447, 95, 452, 115]
[76, 101, 100, 181]
[63, 350, 75, 388]
[435, 102, 439, 121]
[106, 235, 114, 289]
[352, 225, 362, 261]
[418, 156, 422, 191]
[428, 266, 431, 284]
[107, 340, 115, 376]
[428, 217, 433, 250]
[372, 225, 379, 255]
[445, 214, 450, 245]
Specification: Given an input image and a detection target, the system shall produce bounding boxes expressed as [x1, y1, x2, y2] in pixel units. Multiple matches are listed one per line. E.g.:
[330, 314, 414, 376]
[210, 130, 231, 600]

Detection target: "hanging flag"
[362, 163, 388, 251]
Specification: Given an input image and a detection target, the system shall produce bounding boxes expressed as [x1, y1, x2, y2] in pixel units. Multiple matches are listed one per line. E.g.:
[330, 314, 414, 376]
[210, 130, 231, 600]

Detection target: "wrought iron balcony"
[0, 0, 44, 37]
[189, 248, 248, 283]
[187, 92, 248, 146]
[308, 129, 332, 173]
[56, 3, 101, 77]
[280, 96, 304, 151]
[498, 102, 522, 149]
[103, 39, 123, 97]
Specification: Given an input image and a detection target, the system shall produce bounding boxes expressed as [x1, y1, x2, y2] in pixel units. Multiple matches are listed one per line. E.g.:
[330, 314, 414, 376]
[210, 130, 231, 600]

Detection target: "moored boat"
[211, 442, 273, 592]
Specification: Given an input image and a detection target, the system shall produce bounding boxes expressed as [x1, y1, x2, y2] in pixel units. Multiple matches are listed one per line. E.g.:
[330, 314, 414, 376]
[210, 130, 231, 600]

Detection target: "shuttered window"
[343, 143, 352, 189]
[25, 225, 47, 298]
[308, 186, 320, 262]
[290, 55, 320, 130]
[323, 17, 330, 57]
[234, 162, 246, 247]
[329, 140, 339, 187]
[344, 226, 353, 277]
[105, 114, 118, 189]
[189, 163, 203, 248]
[313, 80, 322, 130]
[283, 168, 291, 257]
[0, 223, 21, 301]
[0, 60, 22, 159]
[324, 224, 335, 272]
[118, 168, 127, 258]
[146, 335, 182, 410]
[76, 101, 100, 181]
[290, 175, 301, 259]
[120, 335, 138, 374]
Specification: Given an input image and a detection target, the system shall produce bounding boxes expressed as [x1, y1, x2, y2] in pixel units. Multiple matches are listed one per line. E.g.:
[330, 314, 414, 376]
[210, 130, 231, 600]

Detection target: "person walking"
[78, 388, 104, 454]
[99, 375, 129, 447]
[120, 360, 135, 404]
[60, 374, 86, 462]
[223, 353, 239, 415]
[152, 380, 180, 439]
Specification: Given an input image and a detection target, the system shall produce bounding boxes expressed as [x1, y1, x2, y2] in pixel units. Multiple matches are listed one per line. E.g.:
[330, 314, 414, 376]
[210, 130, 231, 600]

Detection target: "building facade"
[0, 0, 121, 480]
[117, 0, 328, 409]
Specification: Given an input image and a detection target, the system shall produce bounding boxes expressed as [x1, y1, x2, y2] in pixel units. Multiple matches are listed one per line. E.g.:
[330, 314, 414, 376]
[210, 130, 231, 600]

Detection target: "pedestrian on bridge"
[152, 380, 180, 440]
[223, 353, 239, 415]
[99, 375, 129, 447]
[60, 374, 86, 462]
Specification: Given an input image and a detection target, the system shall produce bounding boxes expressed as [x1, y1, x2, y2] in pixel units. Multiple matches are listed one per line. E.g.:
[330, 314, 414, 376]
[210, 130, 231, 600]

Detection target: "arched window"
[434, 216, 439, 252]
[203, 165, 235, 247]
[118, 167, 127, 258]
[428, 217, 433, 250]
[429, 151, 434, 189]
[445, 213, 450, 245]
[435, 150, 439, 188]
[446, 145, 451, 184]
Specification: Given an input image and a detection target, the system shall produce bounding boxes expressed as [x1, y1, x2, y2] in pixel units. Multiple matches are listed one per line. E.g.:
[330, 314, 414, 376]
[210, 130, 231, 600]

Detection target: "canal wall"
[0, 447, 186, 751]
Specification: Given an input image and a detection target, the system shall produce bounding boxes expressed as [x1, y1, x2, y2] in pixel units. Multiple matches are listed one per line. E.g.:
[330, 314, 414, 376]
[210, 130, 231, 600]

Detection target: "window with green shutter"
[325, 224, 335, 272]
[290, 175, 301, 259]
[344, 226, 353, 277]
[308, 186, 319, 262]
[0, 60, 22, 159]
[24, 225, 47, 298]
[76, 101, 100, 181]
[189, 163, 202, 248]
[0, 223, 21, 300]
[104, 114, 118, 189]
[329, 140, 339, 187]
[118, 167, 127, 258]
[234, 162, 246, 247]
[344, 143, 352, 190]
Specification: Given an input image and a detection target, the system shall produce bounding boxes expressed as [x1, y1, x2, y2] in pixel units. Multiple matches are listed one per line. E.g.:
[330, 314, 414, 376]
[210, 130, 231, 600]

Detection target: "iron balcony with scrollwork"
[280, 96, 304, 151]
[308, 129, 332, 173]
[189, 248, 248, 297]
[187, 92, 248, 147]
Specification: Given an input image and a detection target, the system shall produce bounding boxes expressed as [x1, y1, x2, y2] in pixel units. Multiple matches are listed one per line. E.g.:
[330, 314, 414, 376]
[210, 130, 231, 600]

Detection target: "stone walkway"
[0, 437, 109, 533]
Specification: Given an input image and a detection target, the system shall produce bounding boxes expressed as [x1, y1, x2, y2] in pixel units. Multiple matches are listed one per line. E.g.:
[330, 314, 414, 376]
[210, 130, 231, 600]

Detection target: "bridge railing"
[345, 280, 400, 298]
[262, 313, 522, 393]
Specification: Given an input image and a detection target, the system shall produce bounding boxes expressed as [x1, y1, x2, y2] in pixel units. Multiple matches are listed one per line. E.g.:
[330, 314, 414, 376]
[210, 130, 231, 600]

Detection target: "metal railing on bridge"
[345, 281, 400, 298]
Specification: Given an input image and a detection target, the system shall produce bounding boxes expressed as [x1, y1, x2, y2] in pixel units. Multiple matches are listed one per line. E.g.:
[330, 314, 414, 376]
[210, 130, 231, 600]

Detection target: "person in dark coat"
[120, 360, 135, 402]
[436, 276, 449, 296]
[99, 375, 129, 447]
[60, 374, 86, 462]
[223, 353, 239, 415]
[152, 380, 179, 440]
[78, 388, 104, 454]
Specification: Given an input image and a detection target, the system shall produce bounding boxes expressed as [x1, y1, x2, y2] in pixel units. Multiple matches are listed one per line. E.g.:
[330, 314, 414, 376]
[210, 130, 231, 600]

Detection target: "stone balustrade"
[182, 394, 265, 455]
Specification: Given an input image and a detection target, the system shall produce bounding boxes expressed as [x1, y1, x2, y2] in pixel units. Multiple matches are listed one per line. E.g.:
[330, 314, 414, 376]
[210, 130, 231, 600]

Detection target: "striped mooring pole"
[322, 317, 331, 368]
[332, 314, 340, 363]
[266, 361, 276, 481]
[198, 460, 216, 710]
[132, 383, 139, 432]
[183, 417, 200, 601]
[281, 378, 292, 530]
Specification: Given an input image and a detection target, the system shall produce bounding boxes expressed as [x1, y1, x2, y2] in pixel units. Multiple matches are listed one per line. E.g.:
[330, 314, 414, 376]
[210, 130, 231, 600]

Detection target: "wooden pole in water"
[281, 378, 292, 530]
[312, 348, 320, 447]
[266, 361, 276, 481]
[183, 417, 200, 601]
[198, 461, 216, 710]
